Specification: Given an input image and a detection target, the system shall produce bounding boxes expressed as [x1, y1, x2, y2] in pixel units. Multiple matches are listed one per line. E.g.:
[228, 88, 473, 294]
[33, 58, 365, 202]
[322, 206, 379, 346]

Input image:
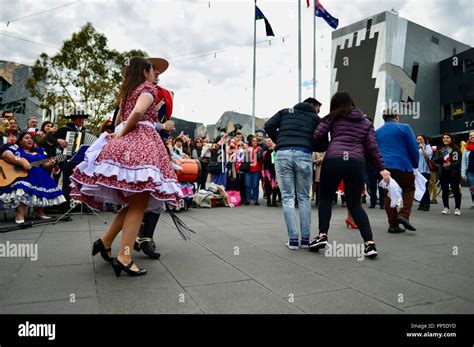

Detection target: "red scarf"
[156, 86, 173, 120]
[467, 142, 474, 152]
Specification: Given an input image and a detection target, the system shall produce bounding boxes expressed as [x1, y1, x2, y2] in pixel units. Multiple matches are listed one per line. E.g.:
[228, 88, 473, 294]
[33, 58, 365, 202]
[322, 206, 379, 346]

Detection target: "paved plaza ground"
[0, 189, 473, 314]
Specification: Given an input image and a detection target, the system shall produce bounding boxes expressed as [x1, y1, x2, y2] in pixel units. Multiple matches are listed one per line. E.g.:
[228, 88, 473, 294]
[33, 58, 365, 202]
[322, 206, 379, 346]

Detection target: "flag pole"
[298, 0, 302, 102]
[252, 0, 257, 135]
[313, 1, 316, 98]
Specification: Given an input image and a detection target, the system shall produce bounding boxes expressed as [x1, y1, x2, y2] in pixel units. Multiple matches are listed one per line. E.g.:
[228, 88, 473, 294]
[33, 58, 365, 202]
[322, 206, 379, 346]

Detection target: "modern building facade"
[439, 48, 474, 135]
[331, 11, 471, 137]
[0, 60, 43, 129]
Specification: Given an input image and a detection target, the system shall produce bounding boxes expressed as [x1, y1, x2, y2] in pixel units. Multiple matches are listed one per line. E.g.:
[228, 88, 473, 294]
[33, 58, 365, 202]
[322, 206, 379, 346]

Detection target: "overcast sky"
[0, 0, 472, 125]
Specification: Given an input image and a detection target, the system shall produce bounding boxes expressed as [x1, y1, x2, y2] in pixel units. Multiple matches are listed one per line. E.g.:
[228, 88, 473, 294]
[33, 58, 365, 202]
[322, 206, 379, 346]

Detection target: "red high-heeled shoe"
[345, 218, 358, 229]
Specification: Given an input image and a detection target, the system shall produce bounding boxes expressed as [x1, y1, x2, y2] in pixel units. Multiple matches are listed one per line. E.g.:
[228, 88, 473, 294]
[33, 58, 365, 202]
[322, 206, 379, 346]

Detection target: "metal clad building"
[331, 11, 471, 136]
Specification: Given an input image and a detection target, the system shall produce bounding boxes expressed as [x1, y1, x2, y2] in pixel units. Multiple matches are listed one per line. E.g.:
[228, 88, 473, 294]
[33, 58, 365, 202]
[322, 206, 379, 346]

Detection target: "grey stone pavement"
[0, 188, 473, 314]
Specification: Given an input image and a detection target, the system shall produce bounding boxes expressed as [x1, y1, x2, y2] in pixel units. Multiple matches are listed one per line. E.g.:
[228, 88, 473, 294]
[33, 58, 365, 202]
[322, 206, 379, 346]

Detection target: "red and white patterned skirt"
[70, 122, 182, 212]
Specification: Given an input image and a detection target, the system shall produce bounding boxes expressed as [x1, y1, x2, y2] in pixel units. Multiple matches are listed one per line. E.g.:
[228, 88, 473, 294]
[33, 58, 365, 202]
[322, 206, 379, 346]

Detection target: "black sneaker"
[388, 226, 405, 233]
[364, 243, 378, 258]
[254, 201, 260, 206]
[309, 235, 328, 251]
[244, 201, 250, 205]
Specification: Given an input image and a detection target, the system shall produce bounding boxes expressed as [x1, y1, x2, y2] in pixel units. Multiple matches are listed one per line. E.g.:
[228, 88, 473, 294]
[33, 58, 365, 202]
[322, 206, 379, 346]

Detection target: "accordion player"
[63, 131, 98, 157]
[50, 110, 96, 209]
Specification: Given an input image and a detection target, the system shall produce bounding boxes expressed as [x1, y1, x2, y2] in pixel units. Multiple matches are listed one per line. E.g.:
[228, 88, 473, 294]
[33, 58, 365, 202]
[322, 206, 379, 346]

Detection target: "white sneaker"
[454, 208, 461, 216]
[441, 208, 450, 215]
[286, 241, 299, 250]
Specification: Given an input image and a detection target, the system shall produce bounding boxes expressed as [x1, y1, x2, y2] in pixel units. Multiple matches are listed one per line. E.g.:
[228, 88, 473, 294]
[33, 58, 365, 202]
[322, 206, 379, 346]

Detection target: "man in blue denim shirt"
[265, 98, 323, 249]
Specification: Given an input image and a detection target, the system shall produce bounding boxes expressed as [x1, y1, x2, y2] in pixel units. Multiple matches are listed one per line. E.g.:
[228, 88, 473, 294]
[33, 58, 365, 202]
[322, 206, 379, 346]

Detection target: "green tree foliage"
[27, 22, 146, 134]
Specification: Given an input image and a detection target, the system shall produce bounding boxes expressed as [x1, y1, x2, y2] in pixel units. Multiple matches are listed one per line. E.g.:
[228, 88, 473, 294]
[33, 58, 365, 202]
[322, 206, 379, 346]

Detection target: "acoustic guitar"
[0, 154, 67, 187]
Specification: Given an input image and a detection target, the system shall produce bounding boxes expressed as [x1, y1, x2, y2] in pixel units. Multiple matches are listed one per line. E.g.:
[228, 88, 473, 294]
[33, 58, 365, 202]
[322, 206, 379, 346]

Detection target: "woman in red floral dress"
[70, 57, 182, 277]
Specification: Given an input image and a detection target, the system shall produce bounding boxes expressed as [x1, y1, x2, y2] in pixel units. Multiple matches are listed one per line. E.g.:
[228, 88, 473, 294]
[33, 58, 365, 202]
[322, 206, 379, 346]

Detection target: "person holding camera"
[243, 135, 263, 206]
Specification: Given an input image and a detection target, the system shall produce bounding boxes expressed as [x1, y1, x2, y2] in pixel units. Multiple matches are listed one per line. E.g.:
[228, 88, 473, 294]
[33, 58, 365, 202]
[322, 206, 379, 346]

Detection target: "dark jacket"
[434, 147, 462, 178]
[34, 132, 59, 157]
[50, 122, 87, 143]
[265, 102, 323, 152]
[313, 107, 385, 171]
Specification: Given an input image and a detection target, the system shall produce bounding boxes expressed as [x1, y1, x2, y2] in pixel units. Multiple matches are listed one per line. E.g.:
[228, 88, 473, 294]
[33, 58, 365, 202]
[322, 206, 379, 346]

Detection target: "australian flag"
[315, 1, 339, 29]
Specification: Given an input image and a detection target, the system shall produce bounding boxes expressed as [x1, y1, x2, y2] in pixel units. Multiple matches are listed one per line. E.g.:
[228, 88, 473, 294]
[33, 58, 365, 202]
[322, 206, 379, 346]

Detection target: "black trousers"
[239, 174, 246, 202]
[62, 160, 79, 203]
[138, 212, 161, 239]
[264, 180, 281, 204]
[367, 168, 384, 208]
[440, 171, 462, 209]
[199, 162, 208, 190]
[319, 158, 374, 242]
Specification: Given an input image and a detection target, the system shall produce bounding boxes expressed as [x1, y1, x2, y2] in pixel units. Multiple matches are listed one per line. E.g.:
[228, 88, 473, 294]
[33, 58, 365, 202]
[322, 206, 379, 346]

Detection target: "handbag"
[207, 160, 221, 173]
[239, 161, 250, 172]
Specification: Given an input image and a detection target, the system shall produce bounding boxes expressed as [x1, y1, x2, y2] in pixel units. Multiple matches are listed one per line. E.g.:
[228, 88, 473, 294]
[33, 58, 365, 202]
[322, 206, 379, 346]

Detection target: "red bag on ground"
[226, 191, 241, 207]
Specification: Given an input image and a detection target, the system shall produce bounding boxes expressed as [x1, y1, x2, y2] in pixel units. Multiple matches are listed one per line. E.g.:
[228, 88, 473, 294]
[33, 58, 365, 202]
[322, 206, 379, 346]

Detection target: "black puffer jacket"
[265, 102, 323, 152]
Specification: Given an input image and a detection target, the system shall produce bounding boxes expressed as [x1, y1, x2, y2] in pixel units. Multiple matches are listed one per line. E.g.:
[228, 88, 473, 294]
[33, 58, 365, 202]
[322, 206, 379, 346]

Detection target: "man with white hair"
[26, 117, 38, 131]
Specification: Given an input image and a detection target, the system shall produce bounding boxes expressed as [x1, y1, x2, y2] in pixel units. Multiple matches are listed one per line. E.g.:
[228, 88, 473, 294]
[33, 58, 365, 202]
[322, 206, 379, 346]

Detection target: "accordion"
[63, 131, 98, 157]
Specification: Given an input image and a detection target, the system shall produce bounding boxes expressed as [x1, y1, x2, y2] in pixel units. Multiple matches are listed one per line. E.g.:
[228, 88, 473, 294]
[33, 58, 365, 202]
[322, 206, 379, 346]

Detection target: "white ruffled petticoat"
[70, 121, 183, 213]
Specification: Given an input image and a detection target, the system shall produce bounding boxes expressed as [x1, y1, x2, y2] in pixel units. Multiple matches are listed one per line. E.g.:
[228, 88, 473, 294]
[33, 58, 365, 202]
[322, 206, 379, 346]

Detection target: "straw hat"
[146, 57, 169, 74]
[121, 57, 169, 77]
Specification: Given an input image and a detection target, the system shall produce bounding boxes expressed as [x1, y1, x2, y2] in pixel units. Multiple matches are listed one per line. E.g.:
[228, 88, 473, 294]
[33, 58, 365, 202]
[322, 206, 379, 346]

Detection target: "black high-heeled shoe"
[112, 258, 147, 277]
[92, 239, 113, 263]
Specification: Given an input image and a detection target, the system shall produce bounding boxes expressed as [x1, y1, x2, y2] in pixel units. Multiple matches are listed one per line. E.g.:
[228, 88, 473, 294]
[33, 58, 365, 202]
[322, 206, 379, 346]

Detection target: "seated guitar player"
[0, 132, 66, 224]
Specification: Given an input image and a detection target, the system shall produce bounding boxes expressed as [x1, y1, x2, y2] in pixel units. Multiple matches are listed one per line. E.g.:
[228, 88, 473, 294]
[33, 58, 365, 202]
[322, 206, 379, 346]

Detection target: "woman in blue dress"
[0, 132, 66, 223]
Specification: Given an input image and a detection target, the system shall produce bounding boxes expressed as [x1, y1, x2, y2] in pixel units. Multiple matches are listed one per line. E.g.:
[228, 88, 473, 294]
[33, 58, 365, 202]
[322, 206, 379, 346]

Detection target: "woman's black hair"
[441, 133, 460, 151]
[40, 121, 54, 132]
[416, 134, 427, 143]
[324, 91, 355, 122]
[16, 131, 38, 152]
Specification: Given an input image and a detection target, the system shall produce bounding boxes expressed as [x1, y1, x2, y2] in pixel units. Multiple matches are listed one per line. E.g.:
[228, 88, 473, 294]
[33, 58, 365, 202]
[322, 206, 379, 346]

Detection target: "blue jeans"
[245, 172, 261, 202]
[275, 149, 313, 242]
